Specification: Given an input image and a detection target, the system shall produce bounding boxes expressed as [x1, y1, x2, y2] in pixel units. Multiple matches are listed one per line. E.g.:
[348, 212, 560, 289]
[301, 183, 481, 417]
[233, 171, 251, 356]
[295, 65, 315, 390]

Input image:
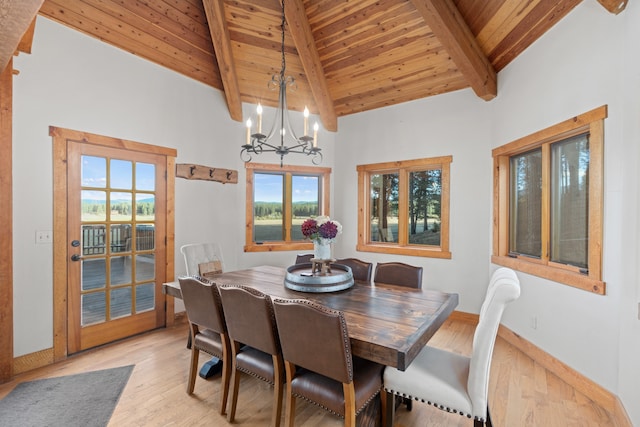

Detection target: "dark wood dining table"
[163, 264, 458, 371]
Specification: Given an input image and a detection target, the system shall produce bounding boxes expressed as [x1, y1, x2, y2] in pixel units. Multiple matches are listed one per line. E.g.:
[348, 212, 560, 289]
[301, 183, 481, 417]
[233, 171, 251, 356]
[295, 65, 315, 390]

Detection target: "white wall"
[336, 2, 640, 424]
[12, 16, 335, 356]
[617, 0, 640, 423]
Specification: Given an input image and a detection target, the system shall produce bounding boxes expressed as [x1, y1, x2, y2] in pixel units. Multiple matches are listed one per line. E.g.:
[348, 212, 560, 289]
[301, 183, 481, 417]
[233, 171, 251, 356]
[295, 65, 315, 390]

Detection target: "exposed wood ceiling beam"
[202, 0, 243, 122]
[410, 0, 497, 101]
[285, 0, 338, 132]
[0, 0, 45, 74]
[597, 0, 627, 14]
[17, 18, 38, 55]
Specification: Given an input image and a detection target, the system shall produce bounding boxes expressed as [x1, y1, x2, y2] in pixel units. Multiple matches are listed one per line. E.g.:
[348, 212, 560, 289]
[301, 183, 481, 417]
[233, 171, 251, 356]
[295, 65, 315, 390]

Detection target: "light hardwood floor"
[0, 317, 614, 426]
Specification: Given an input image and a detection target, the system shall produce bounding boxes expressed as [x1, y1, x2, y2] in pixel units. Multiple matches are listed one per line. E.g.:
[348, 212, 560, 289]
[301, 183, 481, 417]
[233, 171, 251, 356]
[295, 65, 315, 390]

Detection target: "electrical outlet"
[530, 315, 538, 330]
[36, 230, 53, 244]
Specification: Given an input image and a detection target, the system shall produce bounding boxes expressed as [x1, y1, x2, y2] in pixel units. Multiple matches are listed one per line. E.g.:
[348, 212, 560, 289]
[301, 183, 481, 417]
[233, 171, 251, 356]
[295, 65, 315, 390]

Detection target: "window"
[357, 156, 451, 258]
[245, 163, 331, 252]
[492, 106, 606, 294]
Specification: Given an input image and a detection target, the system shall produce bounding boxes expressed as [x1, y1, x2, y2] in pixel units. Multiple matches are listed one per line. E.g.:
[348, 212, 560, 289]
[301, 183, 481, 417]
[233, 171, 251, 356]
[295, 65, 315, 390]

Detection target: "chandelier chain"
[240, 0, 322, 167]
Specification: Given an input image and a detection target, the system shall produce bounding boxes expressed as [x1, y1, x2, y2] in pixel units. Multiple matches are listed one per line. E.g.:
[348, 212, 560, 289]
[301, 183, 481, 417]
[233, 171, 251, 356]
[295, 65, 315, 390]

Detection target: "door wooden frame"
[0, 60, 14, 382]
[51, 126, 176, 361]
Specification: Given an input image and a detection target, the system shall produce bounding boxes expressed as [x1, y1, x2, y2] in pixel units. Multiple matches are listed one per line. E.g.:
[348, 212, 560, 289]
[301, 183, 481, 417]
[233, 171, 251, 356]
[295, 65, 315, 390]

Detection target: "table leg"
[199, 357, 222, 379]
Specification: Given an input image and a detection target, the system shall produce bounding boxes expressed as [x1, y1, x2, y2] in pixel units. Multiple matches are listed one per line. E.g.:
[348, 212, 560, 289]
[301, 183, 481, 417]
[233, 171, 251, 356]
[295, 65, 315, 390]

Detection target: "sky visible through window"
[255, 173, 318, 203]
[81, 156, 155, 201]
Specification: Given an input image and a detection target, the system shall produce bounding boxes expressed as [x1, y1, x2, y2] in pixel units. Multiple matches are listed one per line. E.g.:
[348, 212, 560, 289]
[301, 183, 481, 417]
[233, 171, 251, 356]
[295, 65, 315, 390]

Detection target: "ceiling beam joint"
[597, 0, 627, 14]
[411, 0, 497, 101]
[0, 0, 44, 74]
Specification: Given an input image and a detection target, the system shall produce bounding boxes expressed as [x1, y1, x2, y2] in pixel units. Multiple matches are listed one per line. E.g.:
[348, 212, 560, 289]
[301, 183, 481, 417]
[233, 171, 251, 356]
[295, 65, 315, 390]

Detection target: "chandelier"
[240, 0, 321, 167]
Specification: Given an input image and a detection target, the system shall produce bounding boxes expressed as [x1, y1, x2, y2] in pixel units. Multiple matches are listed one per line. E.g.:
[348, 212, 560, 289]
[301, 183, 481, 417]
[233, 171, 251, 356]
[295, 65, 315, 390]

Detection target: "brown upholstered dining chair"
[294, 253, 314, 264]
[272, 298, 386, 427]
[217, 285, 284, 427]
[335, 258, 373, 283]
[178, 276, 231, 415]
[374, 261, 423, 288]
[373, 260, 423, 411]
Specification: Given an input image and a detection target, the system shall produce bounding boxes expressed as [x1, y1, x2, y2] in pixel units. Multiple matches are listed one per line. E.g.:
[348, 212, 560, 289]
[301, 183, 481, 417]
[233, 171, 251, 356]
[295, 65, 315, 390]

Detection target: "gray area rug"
[0, 365, 134, 427]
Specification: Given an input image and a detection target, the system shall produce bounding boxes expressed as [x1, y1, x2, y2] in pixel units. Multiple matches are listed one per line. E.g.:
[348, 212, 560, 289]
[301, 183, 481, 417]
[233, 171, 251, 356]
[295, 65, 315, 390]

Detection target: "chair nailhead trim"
[383, 388, 486, 422]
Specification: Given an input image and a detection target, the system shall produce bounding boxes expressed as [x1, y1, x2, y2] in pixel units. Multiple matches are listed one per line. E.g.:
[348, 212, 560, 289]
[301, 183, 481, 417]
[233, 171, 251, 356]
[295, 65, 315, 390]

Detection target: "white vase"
[313, 240, 332, 260]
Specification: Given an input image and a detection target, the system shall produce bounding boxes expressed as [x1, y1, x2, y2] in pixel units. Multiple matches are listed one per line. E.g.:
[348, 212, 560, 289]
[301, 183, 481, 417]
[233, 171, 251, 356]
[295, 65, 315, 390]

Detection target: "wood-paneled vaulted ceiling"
[2, 0, 628, 132]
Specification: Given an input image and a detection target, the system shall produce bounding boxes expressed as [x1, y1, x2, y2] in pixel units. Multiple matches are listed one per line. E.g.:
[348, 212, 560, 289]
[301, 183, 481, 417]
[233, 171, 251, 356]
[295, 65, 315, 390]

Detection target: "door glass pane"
[110, 287, 132, 319]
[136, 283, 155, 312]
[253, 173, 283, 241]
[81, 156, 106, 188]
[82, 191, 106, 222]
[550, 134, 589, 268]
[408, 170, 442, 246]
[111, 192, 133, 221]
[291, 175, 319, 240]
[370, 173, 399, 243]
[110, 256, 131, 286]
[510, 149, 542, 257]
[82, 292, 105, 325]
[135, 254, 155, 282]
[110, 224, 131, 253]
[110, 159, 132, 190]
[136, 162, 155, 191]
[82, 258, 105, 290]
[135, 224, 155, 250]
[81, 224, 107, 256]
[136, 194, 155, 221]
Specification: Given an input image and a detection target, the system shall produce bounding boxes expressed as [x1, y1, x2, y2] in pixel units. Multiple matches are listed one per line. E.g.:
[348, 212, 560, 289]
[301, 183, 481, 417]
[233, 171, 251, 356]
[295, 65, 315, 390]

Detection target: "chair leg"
[227, 364, 241, 422]
[284, 361, 296, 427]
[403, 397, 412, 411]
[380, 390, 388, 427]
[474, 406, 492, 427]
[187, 347, 199, 395]
[219, 348, 231, 415]
[272, 355, 284, 427]
[342, 383, 357, 427]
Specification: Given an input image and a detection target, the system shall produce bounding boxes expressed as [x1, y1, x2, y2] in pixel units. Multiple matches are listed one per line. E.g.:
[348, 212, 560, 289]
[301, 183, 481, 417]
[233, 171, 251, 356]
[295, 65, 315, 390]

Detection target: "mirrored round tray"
[284, 263, 354, 293]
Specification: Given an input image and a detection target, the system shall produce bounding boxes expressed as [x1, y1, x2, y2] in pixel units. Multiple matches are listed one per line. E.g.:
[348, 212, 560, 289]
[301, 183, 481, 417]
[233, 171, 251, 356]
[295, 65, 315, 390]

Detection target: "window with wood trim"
[245, 163, 331, 252]
[492, 106, 607, 294]
[357, 157, 451, 258]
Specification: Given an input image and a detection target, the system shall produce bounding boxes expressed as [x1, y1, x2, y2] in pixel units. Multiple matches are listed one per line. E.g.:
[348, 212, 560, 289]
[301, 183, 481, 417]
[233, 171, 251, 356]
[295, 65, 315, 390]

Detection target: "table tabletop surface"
[163, 265, 458, 371]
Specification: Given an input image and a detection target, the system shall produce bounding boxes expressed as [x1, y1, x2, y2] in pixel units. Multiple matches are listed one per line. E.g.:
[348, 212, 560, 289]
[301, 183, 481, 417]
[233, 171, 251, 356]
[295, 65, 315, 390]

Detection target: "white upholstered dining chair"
[180, 242, 224, 277]
[383, 267, 520, 426]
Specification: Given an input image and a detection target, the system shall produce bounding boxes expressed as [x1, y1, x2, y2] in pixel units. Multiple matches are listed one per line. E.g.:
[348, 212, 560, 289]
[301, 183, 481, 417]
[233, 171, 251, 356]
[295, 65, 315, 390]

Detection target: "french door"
[52, 128, 175, 355]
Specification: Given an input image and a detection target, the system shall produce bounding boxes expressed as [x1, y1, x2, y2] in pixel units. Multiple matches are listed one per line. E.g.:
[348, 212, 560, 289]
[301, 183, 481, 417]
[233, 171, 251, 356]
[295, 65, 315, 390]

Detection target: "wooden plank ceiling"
[8, 0, 628, 131]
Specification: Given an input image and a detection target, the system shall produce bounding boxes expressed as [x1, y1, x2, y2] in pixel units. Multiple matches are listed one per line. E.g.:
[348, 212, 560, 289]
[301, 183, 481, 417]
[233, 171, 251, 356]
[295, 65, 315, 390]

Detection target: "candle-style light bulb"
[313, 122, 319, 147]
[256, 104, 263, 134]
[246, 118, 252, 145]
[303, 107, 309, 136]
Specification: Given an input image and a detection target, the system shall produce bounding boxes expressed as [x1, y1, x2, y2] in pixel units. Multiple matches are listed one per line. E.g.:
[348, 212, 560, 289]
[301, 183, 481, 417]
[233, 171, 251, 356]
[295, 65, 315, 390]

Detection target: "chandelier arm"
[251, 138, 281, 151]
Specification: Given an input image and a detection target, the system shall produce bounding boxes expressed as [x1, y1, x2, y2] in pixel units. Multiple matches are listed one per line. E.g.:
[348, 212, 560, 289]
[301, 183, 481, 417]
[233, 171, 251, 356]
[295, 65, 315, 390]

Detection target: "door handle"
[71, 254, 82, 262]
